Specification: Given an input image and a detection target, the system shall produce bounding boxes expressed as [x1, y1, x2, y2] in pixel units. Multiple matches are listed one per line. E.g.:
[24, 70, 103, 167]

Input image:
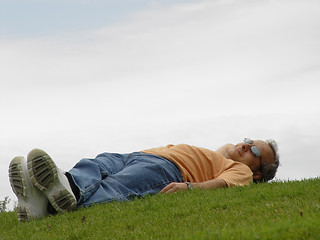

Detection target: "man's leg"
[20, 149, 128, 215]
[66, 152, 130, 204]
[70, 152, 183, 207]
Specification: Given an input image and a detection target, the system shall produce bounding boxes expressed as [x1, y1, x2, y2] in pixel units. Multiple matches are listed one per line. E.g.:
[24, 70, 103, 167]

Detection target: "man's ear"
[253, 171, 262, 181]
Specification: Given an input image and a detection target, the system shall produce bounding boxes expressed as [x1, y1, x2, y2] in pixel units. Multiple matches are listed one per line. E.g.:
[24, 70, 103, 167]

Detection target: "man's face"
[227, 139, 275, 175]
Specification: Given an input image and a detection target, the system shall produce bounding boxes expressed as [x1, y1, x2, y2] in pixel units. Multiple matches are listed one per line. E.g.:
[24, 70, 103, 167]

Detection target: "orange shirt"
[142, 144, 253, 187]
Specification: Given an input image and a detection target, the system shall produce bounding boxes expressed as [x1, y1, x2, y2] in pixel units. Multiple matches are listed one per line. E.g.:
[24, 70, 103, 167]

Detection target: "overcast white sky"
[1, 0, 320, 206]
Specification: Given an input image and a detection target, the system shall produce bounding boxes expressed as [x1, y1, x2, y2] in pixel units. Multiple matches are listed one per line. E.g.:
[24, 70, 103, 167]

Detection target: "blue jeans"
[68, 152, 183, 207]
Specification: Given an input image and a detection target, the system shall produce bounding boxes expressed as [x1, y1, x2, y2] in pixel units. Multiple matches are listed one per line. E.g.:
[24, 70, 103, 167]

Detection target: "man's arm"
[160, 179, 227, 194]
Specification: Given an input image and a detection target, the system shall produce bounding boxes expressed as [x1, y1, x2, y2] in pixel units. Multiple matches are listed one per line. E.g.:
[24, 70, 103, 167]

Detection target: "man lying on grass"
[9, 138, 279, 221]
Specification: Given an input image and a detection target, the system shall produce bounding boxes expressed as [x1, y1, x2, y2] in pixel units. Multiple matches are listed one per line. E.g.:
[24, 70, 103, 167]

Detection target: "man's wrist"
[185, 182, 194, 190]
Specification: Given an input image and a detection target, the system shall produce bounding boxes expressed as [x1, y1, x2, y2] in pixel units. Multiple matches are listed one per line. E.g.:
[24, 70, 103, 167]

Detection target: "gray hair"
[255, 139, 280, 183]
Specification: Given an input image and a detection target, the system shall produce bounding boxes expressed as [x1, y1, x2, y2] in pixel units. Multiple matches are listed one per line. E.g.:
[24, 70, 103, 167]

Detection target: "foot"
[9, 156, 49, 221]
[27, 149, 77, 213]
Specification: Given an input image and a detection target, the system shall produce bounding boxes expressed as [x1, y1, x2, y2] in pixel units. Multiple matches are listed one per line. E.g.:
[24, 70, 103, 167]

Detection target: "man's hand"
[160, 179, 227, 194]
[160, 182, 188, 194]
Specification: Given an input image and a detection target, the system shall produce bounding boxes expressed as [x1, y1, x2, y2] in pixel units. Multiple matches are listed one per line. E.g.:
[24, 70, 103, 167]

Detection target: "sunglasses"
[243, 138, 261, 158]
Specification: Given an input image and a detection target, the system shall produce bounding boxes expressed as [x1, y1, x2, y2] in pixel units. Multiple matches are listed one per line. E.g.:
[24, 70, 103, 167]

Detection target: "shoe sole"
[16, 206, 31, 221]
[9, 157, 32, 221]
[27, 149, 76, 212]
[27, 152, 58, 191]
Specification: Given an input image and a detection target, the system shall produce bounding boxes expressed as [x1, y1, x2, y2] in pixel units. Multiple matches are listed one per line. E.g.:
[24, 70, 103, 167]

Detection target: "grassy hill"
[1, 178, 320, 239]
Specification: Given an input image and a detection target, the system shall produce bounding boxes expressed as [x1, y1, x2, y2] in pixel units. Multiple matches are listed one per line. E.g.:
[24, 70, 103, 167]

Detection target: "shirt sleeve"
[216, 162, 253, 187]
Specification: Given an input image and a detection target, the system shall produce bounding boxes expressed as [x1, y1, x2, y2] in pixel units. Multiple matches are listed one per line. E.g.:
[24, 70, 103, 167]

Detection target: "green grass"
[1, 178, 320, 240]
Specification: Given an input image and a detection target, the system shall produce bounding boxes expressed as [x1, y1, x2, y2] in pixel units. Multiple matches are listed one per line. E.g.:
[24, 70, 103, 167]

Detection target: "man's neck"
[215, 144, 233, 158]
